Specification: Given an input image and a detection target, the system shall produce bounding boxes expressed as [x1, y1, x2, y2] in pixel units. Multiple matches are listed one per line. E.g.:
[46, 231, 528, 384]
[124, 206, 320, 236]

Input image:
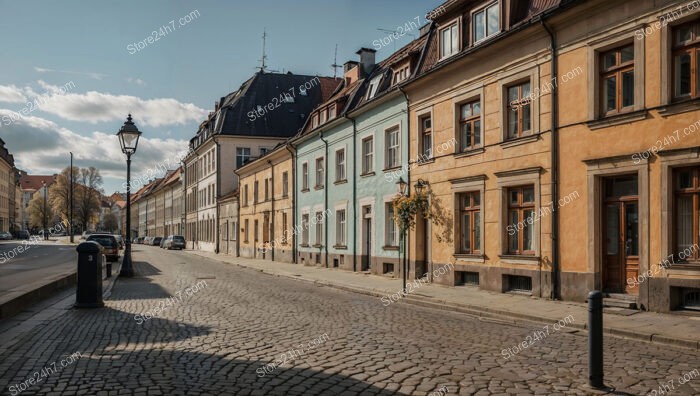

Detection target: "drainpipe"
[542, 19, 560, 300]
[214, 138, 221, 254]
[320, 131, 329, 268]
[344, 115, 358, 272]
[235, 191, 240, 257]
[398, 85, 412, 281]
[286, 143, 297, 264]
[268, 159, 275, 262]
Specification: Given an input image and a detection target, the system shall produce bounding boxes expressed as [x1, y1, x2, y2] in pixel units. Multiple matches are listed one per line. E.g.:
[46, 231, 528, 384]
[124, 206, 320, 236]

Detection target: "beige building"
[236, 145, 295, 262]
[405, 0, 557, 297]
[218, 191, 238, 256]
[184, 72, 340, 253]
[0, 139, 13, 233]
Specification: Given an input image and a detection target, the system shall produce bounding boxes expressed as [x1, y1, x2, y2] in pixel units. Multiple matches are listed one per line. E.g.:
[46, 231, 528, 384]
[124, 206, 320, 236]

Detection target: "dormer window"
[312, 113, 319, 128]
[473, 2, 499, 43]
[440, 22, 459, 58]
[283, 94, 294, 103]
[300, 87, 308, 96]
[328, 104, 337, 119]
[366, 76, 382, 100]
[320, 108, 327, 124]
[393, 65, 410, 85]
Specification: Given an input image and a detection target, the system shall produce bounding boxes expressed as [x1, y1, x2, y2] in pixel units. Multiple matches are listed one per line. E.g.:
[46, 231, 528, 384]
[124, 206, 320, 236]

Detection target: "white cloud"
[0, 85, 28, 103]
[34, 66, 108, 80]
[126, 77, 147, 86]
[0, 110, 188, 183]
[0, 81, 207, 127]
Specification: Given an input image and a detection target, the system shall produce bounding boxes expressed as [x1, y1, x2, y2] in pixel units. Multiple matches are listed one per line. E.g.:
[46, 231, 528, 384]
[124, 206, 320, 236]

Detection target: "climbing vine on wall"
[391, 188, 453, 244]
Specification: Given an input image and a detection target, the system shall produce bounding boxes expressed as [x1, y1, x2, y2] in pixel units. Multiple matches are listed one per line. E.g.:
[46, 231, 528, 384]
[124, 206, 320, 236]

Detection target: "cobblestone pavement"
[0, 246, 698, 396]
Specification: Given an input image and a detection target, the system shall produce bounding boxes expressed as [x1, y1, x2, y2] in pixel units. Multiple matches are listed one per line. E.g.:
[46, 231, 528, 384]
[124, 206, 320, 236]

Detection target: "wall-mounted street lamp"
[117, 114, 141, 277]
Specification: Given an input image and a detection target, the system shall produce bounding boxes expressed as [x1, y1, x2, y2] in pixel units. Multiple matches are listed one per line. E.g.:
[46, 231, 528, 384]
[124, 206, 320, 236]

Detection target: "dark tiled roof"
[418, 0, 564, 76]
[191, 72, 341, 147]
[352, 33, 429, 110]
[0, 138, 15, 168]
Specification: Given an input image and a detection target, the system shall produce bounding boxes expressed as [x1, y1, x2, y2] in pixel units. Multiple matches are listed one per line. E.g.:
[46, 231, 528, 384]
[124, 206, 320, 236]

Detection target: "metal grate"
[507, 275, 532, 292]
[456, 271, 479, 286]
[683, 290, 700, 310]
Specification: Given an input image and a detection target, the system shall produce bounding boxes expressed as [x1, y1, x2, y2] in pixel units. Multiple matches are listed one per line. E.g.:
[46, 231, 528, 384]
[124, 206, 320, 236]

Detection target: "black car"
[152, 237, 163, 246]
[17, 230, 30, 240]
[86, 234, 120, 262]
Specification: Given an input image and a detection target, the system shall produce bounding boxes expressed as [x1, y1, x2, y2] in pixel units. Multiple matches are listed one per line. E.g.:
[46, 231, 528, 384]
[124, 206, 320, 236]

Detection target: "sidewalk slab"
[187, 250, 700, 351]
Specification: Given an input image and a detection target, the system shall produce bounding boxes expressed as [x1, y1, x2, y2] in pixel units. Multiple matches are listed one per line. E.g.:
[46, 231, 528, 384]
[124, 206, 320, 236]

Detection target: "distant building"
[0, 139, 15, 233]
[183, 71, 340, 252]
[18, 173, 56, 231]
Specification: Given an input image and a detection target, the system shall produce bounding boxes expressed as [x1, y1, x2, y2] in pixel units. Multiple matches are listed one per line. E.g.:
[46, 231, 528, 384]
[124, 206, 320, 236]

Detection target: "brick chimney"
[344, 61, 360, 85]
[356, 48, 376, 77]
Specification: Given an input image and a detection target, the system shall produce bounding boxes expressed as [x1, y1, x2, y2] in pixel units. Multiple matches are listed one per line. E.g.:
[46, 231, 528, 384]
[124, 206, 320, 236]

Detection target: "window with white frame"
[385, 203, 398, 247]
[329, 104, 337, 119]
[315, 158, 324, 188]
[440, 23, 459, 58]
[314, 211, 324, 245]
[366, 76, 382, 100]
[302, 162, 309, 190]
[236, 147, 251, 168]
[362, 136, 374, 174]
[385, 127, 400, 169]
[301, 214, 310, 245]
[336, 209, 346, 246]
[335, 149, 346, 182]
[282, 172, 289, 197]
[473, 2, 499, 43]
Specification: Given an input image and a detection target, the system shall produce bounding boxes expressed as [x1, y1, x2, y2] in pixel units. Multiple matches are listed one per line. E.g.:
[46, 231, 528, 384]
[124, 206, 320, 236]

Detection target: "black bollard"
[75, 241, 105, 308]
[588, 290, 604, 388]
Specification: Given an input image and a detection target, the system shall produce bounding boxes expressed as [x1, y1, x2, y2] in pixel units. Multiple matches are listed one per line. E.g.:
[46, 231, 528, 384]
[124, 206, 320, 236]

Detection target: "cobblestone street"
[0, 246, 697, 395]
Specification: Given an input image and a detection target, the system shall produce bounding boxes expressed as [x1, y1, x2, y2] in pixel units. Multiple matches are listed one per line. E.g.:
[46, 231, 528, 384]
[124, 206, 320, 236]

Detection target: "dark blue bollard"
[588, 290, 604, 388]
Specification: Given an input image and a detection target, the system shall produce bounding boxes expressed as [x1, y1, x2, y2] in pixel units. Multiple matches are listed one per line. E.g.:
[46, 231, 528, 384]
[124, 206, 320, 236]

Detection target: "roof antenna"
[259, 28, 268, 73]
[331, 44, 342, 79]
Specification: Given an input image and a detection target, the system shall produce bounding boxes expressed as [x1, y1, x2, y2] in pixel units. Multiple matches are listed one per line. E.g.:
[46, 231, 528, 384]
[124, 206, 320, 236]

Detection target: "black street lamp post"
[117, 114, 141, 277]
[69, 152, 74, 243]
[42, 181, 48, 240]
[396, 177, 408, 293]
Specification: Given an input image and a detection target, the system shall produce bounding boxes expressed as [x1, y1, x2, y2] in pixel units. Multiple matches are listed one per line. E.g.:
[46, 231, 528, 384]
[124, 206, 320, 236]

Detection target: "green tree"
[27, 190, 54, 230]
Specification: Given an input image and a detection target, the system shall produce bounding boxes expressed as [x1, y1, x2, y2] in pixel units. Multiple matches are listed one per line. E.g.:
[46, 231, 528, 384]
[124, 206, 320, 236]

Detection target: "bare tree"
[102, 212, 119, 232]
[48, 166, 79, 229]
[75, 167, 104, 232]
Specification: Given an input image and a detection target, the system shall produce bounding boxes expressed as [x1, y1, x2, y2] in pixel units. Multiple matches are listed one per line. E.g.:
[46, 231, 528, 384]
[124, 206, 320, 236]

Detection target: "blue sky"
[0, 0, 442, 194]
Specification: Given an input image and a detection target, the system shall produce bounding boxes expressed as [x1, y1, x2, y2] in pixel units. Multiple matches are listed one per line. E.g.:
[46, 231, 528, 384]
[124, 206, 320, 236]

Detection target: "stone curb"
[0, 272, 77, 320]
[190, 252, 699, 351]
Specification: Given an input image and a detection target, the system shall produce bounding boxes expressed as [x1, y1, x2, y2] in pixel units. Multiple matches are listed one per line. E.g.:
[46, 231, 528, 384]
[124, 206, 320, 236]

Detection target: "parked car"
[164, 235, 186, 250]
[114, 235, 124, 249]
[159, 237, 167, 248]
[0, 231, 13, 240]
[152, 237, 163, 246]
[143, 237, 153, 245]
[86, 234, 120, 262]
[17, 230, 30, 240]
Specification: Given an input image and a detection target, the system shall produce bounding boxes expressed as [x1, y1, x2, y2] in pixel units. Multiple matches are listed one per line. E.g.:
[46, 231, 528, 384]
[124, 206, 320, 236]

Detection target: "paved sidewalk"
[187, 250, 700, 350]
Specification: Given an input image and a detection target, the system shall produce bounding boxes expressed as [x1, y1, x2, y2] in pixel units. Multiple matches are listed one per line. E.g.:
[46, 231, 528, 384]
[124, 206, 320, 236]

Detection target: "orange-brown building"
[402, 0, 700, 312]
[555, 0, 700, 311]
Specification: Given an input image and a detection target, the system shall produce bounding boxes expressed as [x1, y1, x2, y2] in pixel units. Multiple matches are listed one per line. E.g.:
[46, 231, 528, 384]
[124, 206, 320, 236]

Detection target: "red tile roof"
[19, 175, 57, 191]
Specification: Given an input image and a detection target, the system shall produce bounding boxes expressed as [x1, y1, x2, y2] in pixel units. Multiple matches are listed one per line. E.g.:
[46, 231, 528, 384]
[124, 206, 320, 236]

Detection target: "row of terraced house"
[130, 0, 700, 313]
